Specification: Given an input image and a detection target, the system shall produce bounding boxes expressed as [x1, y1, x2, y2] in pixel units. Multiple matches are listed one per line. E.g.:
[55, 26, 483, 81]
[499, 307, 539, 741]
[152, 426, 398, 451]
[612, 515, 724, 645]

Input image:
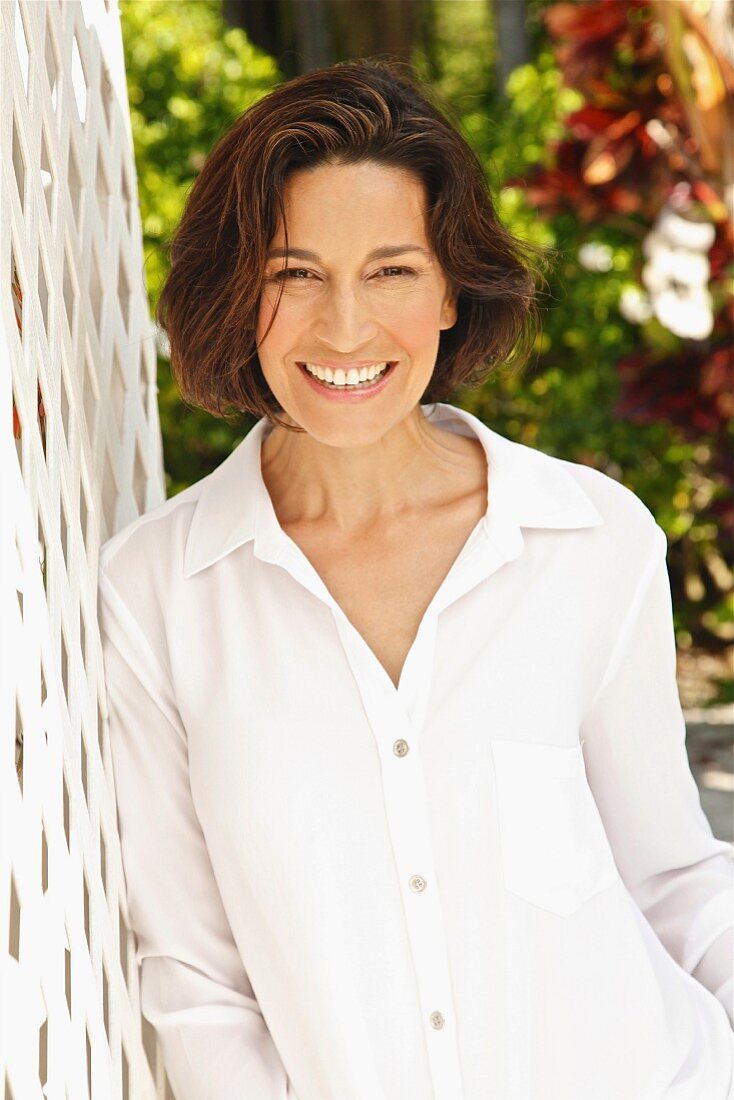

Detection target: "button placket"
[378, 724, 463, 1095]
[326, 590, 466, 1096]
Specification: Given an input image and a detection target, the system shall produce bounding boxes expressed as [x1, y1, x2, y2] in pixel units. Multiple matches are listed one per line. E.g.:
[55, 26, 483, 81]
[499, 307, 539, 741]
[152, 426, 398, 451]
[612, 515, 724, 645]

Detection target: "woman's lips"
[297, 360, 398, 401]
[299, 367, 393, 376]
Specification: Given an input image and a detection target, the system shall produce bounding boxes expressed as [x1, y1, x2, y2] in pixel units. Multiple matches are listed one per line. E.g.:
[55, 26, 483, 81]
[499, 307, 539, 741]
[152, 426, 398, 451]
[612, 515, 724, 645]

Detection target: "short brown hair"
[156, 58, 549, 431]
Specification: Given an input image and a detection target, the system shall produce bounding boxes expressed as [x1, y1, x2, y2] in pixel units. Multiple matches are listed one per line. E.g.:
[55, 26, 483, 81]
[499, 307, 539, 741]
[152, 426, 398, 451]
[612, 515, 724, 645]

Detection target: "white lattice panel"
[1, 2, 172, 1097]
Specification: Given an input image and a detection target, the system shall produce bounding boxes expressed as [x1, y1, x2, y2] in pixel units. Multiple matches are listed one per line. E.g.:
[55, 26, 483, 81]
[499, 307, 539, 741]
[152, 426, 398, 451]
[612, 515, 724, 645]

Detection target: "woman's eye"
[269, 265, 415, 282]
[273, 267, 313, 281]
[378, 266, 414, 278]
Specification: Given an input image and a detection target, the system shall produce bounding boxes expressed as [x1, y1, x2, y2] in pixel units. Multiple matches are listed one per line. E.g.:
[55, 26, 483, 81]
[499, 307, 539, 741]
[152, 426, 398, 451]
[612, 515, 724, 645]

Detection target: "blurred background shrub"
[120, 0, 733, 700]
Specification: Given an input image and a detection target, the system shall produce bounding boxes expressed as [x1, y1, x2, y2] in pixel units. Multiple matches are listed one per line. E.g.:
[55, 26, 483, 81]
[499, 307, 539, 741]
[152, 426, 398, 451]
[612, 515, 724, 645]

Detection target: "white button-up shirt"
[97, 401, 734, 1100]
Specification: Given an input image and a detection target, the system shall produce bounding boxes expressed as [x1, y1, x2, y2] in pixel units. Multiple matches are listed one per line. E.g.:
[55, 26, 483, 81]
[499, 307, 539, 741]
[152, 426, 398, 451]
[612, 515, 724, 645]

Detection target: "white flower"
[641, 228, 667, 261]
[642, 248, 710, 294]
[653, 285, 714, 340]
[655, 205, 716, 252]
[578, 242, 614, 272]
[638, 201, 717, 340]
[619, 285, 653, 324]
[641, 256, 670, 296]
[669, 249, 710, 287]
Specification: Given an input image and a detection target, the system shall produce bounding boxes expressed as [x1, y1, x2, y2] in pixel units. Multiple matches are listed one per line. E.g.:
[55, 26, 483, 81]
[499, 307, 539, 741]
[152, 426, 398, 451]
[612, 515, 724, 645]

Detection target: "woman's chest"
[174, 535, 604, 790]
[180, 565, 616, 929]
[281, 496, 487, 690]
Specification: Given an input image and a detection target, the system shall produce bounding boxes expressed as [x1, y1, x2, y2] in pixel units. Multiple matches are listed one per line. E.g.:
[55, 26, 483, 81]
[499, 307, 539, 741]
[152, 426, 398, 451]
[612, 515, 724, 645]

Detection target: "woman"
[98, 60, 734, 1100]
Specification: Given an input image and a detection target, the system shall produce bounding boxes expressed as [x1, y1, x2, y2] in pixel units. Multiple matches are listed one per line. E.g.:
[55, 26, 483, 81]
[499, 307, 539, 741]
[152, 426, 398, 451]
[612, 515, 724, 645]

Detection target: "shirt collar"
[182, 401, 604, 579]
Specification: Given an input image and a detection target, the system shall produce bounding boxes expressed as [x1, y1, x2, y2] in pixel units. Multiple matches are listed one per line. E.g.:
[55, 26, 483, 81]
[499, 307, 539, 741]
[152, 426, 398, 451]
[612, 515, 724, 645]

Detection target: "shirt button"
[429, 1011, 445, 1029]
[409, 874, 426, 892]
[393, 739, 409, 757]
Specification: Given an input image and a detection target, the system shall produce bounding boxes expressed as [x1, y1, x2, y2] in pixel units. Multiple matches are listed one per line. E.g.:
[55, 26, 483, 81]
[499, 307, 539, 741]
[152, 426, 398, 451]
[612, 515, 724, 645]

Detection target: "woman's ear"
[439, 285, 459, 331]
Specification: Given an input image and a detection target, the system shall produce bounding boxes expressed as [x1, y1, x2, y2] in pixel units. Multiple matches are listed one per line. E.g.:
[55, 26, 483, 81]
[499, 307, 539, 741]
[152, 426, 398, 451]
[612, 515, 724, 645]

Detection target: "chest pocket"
[490, 738, 621, 917]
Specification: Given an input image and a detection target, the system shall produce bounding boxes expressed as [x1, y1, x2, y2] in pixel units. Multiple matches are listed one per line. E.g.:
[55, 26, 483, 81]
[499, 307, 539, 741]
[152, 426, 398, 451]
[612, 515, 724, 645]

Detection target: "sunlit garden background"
[119, 0, 733, 706]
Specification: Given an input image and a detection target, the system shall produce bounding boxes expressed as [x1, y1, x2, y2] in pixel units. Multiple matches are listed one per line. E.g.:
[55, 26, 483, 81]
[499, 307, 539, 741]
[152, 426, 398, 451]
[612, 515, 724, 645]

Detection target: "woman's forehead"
[280, 161, 425, 212]
[271, 165, 430, 251]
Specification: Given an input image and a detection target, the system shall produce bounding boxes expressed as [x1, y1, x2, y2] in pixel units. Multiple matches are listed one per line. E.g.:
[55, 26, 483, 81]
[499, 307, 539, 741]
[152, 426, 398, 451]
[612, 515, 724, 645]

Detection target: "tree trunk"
[222, 0, 431, 78]
[291, 0, 333, 72]
[493, 0, 530, 94]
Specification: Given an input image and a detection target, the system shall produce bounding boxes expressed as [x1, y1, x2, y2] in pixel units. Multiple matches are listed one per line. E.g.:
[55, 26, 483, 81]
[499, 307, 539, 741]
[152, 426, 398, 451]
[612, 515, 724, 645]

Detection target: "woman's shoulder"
[442, 403, 662, 555]
[99, 480, 201, 581]
[100, 426, 263, 591]
[552, 451, 665, 565]
[546, 445, 657, 528]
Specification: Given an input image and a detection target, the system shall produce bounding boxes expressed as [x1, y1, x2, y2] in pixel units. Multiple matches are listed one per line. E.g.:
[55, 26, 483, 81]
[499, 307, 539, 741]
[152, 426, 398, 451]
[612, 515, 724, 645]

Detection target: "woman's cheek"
[256, 290, 302, 345]
[385, 294, 441, 344]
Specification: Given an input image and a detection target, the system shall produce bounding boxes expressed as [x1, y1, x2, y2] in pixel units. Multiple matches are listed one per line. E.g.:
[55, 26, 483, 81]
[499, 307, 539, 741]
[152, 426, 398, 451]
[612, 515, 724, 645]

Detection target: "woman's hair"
[156, 58, 550, 431]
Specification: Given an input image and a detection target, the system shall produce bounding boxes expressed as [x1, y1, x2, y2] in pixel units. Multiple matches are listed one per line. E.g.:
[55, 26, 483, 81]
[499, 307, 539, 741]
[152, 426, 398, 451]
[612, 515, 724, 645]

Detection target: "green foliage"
[414, 11, 730, 651]
[412, 0, 497, 112]
[120, 0, 730, 656]
[120, 0, 280, 494]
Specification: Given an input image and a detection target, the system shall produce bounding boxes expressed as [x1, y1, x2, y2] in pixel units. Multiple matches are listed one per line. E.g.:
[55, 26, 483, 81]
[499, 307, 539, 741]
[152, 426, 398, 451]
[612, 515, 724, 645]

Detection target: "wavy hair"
[156, 58, 550, 431]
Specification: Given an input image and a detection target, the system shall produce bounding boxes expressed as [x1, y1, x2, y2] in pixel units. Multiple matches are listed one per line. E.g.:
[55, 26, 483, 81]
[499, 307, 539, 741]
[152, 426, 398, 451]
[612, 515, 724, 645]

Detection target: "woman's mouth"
[296, 360, 398, 400]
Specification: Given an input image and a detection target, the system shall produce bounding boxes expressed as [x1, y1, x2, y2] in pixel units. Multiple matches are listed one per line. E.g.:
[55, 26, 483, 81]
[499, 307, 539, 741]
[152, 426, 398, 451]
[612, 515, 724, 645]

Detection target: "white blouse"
[97, 401, 734, 1100]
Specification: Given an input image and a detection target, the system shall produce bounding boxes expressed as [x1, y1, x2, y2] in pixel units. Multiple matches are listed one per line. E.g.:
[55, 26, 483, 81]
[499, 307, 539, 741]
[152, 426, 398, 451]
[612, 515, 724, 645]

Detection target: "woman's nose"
[312, 284, 379, 352]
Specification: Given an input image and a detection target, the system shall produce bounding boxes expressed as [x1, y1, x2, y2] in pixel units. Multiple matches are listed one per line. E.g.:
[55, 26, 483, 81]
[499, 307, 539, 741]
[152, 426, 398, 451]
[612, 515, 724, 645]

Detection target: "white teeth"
[302, 362, 391, 387]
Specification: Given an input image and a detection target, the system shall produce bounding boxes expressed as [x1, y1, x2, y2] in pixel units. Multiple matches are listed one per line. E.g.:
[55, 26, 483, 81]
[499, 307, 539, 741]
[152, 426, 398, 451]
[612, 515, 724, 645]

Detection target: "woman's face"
[256, 159, 458, 447]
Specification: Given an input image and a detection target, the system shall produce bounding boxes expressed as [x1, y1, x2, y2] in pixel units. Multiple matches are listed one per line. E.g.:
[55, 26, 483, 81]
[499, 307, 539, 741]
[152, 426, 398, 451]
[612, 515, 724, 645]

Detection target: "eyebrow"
[265, 244, 432, 262]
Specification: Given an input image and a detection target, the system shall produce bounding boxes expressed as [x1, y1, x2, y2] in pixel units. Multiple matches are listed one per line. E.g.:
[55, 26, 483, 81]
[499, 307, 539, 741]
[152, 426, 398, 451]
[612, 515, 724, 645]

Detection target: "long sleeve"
[97, 563, 297, 1099]
[580, 522, 734, 1028]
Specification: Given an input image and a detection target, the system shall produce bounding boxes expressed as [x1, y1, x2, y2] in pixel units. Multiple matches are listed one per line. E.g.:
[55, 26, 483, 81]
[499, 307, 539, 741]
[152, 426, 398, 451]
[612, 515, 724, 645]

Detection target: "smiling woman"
[255, 158, 462, 446]
[100, 56, 734, 1100]
[155, 59, 544, 428]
